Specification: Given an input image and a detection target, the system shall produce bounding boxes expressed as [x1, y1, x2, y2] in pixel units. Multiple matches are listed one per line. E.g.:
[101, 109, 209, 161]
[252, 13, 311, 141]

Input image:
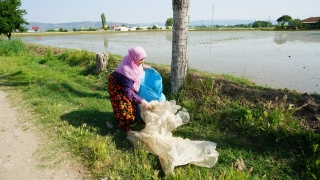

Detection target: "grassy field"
[8, 29, 172, 38]
[0, 38, 319, 179]
[9, 30, 128, 37]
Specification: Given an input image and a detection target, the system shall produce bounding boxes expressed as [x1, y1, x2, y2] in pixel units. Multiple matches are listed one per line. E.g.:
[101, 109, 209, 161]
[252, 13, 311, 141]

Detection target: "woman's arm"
[123, 86, 143, 104]
[112, 71, 143, 104]
[143, 64, 151, 70]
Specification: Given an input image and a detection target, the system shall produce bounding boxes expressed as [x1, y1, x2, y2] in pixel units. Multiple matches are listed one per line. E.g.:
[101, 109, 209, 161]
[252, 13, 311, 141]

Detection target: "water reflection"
[273, 31, 320, 44]
[33, 36, 42, 40]
[165, 32, 172, 42]
[274, 33, 286, 44]
[103, 37, 108, 49]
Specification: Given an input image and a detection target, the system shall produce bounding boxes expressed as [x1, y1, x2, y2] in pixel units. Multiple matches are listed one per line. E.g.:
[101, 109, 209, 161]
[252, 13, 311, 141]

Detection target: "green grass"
[0, 38, 26, 56]
[0, 39, 319, 179]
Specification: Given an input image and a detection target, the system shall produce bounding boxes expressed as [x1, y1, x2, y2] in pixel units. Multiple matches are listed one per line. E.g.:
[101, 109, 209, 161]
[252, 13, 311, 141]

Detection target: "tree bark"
[93, 52, 108, 75]
[7, 32, 12, 40]
[171, 0, 189, 93]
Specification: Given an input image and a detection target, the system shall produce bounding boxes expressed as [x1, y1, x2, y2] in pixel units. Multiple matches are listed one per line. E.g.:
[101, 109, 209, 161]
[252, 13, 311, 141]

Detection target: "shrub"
[58, 50, 95, 66]
[0, 38, 26, 56]
[44, 47, 54, 62]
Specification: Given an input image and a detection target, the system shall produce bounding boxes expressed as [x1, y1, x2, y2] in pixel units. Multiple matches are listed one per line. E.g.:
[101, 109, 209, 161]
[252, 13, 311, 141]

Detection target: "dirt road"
[0, 90, 85, 180]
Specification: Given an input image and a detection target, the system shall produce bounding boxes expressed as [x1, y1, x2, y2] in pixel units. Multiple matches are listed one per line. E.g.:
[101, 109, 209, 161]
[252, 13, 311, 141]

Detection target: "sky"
[20, 0, 320, 24]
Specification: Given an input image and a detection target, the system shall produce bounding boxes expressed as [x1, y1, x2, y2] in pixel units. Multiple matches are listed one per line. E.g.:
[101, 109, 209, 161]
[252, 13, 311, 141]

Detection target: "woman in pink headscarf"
[108, 46, 152, 132]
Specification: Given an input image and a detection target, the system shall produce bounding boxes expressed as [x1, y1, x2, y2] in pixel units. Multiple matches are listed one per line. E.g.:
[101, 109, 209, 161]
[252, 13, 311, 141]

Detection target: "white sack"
[127, 100, 219, 175]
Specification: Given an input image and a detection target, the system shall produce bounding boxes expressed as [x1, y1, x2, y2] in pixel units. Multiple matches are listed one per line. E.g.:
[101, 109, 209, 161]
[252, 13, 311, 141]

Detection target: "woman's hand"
[140, 99, 152, 110]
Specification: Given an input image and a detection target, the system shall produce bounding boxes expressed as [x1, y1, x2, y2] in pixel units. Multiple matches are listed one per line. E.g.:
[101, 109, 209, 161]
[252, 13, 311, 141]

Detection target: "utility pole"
[268, 16, 270, 28]
[212, 4, 214, 29]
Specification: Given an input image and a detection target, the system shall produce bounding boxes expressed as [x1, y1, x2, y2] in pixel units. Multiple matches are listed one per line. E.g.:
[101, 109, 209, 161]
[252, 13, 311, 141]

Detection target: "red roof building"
[32, 26, 40, 32]
[110, 24, 119, 31]
[302, 17, 320, 27]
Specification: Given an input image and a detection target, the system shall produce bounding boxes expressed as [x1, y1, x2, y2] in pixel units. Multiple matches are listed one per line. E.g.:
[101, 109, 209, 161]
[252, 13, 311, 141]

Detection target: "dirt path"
[0, 90, 85, 180]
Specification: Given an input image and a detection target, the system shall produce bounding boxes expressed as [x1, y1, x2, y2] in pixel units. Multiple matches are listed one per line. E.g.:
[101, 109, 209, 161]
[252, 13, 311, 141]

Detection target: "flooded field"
[20, 30, 320, 94]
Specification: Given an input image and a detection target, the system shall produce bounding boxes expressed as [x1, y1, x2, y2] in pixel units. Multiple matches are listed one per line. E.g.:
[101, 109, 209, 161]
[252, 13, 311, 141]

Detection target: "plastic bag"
[127, 100, 219, 175]
[136, 68, 166, 120]
[138, 68, 166, 102]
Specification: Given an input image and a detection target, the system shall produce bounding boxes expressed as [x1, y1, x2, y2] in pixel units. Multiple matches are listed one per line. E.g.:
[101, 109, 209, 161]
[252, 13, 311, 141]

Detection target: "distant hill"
[189, 19, 277, 26]
[25, 19, 278, 31]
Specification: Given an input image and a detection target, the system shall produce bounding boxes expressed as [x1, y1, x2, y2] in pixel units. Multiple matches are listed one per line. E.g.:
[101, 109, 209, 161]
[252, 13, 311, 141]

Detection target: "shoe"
[106, 121, 113, 129]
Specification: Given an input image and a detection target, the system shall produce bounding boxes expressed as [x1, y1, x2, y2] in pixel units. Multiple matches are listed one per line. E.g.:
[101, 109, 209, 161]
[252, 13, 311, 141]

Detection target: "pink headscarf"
[115, 46, 147, 92]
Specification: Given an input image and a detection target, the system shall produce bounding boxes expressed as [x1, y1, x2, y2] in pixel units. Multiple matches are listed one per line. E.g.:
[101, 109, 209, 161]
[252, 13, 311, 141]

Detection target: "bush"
[44, 47, 55, 62]
[58, 50, 95, 66]
[0, 38, 26, 56]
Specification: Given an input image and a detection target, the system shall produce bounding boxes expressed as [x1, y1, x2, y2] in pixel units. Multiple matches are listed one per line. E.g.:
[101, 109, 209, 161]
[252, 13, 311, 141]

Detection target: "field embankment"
[0, 39, 319, 179]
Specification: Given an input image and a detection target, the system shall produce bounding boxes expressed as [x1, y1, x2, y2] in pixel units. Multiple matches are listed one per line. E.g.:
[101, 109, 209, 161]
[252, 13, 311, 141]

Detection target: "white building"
[114, 27, 129, 31]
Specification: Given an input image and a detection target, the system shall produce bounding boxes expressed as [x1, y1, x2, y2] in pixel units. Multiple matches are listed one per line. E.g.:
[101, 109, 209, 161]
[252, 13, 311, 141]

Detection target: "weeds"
[0, 38, 26, 56]
[44, 47, 54, 62]
[58, 49, 96, 66]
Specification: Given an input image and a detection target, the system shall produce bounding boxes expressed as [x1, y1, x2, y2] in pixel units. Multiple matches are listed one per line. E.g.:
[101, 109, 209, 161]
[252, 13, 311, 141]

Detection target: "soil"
[0, 90, 86, 180]
[214, 78, 320, 133]
[25, 43, 67, 56]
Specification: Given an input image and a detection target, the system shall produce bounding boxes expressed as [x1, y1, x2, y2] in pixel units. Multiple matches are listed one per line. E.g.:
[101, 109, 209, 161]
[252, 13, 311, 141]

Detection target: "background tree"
[18, 25, 27, 32]
[234, 24, 249, 28]
[288, 18, 304, 28]
[252, 20, 274, 28]
[171, 0, 189, 92]
[0, 0, 28, 39]
[165, 17, 173, 27]
[277, 15, 292, 27]
[101, 13, 106, 29]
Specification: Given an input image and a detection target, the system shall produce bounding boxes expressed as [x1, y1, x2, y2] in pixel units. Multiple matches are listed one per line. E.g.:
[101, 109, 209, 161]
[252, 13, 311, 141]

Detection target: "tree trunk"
[93, 52, 108, 75]
[171, 0, 189, 93]
[7, 32, 12, 40]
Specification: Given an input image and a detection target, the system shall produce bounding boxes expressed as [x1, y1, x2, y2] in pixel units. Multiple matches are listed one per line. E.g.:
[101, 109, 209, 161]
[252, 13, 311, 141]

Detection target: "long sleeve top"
[111, 71, 143, 104]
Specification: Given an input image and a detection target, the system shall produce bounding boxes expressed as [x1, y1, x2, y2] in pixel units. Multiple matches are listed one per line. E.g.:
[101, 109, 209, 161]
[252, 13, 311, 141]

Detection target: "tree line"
[190, 15, 320, 29]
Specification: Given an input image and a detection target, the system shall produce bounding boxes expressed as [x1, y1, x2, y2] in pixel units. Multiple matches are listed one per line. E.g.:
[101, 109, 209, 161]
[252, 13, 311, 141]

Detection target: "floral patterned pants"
[108, 74, 136, 132]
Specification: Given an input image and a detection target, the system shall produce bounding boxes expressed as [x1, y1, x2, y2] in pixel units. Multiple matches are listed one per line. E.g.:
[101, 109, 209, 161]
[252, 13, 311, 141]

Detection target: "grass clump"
[58, 49, 96, 66]
[0, 40, 319, 179]
[0, 38, 26, 56]
[43, 47, 55, 62]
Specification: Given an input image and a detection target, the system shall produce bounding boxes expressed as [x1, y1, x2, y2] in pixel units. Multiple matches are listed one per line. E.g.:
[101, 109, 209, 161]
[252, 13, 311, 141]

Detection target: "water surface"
[20, 31, 320, 94]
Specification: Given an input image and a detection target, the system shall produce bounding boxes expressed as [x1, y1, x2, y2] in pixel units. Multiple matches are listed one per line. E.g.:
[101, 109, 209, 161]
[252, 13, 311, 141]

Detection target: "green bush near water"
[0, 39, 319, 179]
[0, 38, 26, 56]
[57, 49, 96, 66]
